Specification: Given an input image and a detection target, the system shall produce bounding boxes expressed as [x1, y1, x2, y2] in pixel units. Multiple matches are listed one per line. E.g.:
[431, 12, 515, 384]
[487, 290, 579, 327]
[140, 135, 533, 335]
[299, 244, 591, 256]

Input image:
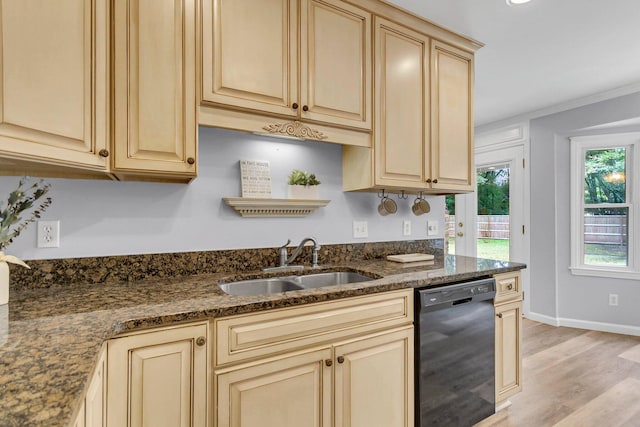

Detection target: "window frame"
[569, 132, 640, 280]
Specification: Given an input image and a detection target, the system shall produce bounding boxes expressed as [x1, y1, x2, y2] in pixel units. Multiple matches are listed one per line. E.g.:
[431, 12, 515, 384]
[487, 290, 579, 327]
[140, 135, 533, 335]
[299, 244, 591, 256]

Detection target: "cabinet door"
[0, 0, 108, 170]
[107, 323, 208, 427]
[430, 40, 474, 192]
[495, 300, 523, 403]
[85, 344, 107, 427]
[374, 18, 430, 189]
[216, 348, 332, 427]
[300, 0, 371, 130]
[112, 0, 197, 178]
[73, 401, 86, 427]
[334, 327, 414, 427]
[202, 0, 298, 117]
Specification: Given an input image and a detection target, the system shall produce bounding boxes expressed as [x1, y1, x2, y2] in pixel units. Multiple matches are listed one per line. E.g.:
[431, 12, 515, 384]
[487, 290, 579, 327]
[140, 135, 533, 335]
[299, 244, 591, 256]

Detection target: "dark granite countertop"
[0, 255, 524, 426]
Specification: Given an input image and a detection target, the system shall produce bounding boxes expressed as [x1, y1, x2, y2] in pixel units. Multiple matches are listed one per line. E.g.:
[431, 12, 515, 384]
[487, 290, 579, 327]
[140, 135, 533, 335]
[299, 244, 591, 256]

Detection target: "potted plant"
[0, 177, 52, 305]
[287, 169, 321, 199]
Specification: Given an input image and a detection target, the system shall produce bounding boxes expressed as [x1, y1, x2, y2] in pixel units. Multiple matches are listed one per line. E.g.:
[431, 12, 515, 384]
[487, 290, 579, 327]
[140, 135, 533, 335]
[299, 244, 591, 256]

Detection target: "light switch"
[427, 220, 438, 236]
[353, 221, 368, 238]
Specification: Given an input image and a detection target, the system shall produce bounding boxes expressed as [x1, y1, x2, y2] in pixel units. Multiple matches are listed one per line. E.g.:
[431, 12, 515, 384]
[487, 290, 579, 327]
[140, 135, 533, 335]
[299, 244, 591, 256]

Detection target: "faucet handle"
[279, 239, 291, 249]
[278, 240, 291, 267]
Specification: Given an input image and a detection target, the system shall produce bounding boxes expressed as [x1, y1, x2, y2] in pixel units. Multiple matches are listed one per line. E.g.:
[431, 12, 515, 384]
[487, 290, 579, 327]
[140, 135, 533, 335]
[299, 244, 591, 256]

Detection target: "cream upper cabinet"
[111, 0, 197, 181]
[299, 0, 371, 130]
[202, 0, 298, 116]
[343, 19, 478, 194]
[0, 0, 109, 172]
[343, 18, 429, 192]
[216, 348, 333, 427]
[430, 40, 474, 192]
[107, 322, 208, 427]
[334, 327, 414, 427]
[200, 0, 372, 145]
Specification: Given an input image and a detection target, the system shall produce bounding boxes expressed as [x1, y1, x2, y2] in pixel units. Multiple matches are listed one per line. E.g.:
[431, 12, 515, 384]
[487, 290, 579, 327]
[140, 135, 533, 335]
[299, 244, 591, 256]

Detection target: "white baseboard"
[525, 311, 640, 336]
[525, 311, 560, 326]
[557, 318, 640, 336]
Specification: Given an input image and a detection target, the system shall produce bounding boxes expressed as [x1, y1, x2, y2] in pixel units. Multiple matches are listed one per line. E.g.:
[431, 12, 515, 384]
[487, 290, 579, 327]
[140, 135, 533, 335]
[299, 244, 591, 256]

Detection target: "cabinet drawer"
[214, 289, 413, 366]
[494, 271, 521, 303]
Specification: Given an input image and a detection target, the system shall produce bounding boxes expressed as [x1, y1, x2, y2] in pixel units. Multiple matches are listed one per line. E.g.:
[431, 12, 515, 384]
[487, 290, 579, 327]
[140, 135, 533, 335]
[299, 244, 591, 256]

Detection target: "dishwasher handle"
[417, 278, 496, 311]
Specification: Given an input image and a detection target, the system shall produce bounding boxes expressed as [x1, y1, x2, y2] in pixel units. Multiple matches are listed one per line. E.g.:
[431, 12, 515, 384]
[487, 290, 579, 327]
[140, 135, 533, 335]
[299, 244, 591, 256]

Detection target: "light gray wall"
[530, 91, 640, 327]
[0, 127, 444, 260]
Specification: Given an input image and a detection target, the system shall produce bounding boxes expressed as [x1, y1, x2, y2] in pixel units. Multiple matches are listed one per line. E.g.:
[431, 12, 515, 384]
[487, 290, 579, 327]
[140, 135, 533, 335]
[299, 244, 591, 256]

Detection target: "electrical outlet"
[403, 220, 411, 236]
[427, 220, 439, 236]
[609, 294, 619, 306]
[37, 220, 60, 248]
[353, 220, 368, 238]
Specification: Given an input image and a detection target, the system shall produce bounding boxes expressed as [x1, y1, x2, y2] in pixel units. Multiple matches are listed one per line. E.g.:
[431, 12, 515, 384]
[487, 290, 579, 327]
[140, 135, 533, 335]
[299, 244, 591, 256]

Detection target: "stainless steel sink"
[295, 271, 373, 289]
[219, 271, 374, 296]
[218, 277, 303, 296]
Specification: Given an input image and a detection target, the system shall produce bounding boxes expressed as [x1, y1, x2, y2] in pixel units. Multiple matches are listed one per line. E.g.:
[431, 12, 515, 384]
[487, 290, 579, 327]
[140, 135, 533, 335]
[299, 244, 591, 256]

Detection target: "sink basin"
[219, 271, 374, 296]
[218, 277, 303, 296]
[295, 271, 373, 288]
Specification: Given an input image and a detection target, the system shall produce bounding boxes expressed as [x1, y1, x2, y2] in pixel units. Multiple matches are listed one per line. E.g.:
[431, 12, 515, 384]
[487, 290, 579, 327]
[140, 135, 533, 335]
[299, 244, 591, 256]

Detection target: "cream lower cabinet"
[215, 327, 413, 427]
[106, 322, 208, 427]
[493, 271, 523, 405]
[214, 289, 414, 427]
[216, 348, 333, 427]
[0, 0, 109, 176]
[334, 328, 413, 427]
[112, 0, 197, 182]
[73, 343, 107, 427]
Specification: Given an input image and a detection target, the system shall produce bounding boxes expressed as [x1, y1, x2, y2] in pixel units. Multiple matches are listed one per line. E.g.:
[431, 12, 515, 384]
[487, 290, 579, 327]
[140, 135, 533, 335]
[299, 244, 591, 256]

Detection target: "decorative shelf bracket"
[223, 198, 330, 218]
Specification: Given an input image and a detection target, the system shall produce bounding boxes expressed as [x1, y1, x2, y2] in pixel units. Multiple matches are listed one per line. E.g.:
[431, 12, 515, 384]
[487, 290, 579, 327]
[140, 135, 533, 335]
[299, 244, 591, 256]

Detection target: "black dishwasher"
[415, 278, 496, 427]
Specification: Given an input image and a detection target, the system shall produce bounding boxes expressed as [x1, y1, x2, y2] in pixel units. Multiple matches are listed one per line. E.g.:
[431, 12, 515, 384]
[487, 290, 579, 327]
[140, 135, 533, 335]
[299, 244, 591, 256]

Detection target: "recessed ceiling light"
[506, 0, 532, 5]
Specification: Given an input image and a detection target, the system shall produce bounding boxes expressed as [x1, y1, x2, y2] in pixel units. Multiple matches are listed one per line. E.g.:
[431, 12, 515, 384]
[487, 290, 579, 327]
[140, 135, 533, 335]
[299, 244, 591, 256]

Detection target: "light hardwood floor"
[478, 319, 640, 427]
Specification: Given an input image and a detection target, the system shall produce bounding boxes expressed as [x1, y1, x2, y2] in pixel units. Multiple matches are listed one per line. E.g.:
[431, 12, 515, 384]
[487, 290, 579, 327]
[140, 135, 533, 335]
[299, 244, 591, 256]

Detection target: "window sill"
[569, 266, 640, 280]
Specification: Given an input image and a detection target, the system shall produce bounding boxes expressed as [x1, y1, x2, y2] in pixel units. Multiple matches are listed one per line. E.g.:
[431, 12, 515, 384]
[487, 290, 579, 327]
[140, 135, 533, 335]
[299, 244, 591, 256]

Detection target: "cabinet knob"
[325, 359, 333, 367]
[496, 313, 503, 319]
[187, 157, 195, 165]
[507, 283, 514, 290]
[292, 103, 299, 110]
[196, 336, 206, 346]
[458, 222, 464, 227]
[457, 232, 463, 237]
[337, 356, 345, 364]
[432, 179, 438, 184]
[302, 105, 309, 112]
[98, 149, 109, 158]
[426, 178, 432, 183]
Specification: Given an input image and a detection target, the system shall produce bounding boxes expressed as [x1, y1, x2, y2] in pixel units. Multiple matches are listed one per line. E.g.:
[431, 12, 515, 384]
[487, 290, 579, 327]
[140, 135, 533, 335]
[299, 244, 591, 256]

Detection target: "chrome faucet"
[264, 237, 321, 272]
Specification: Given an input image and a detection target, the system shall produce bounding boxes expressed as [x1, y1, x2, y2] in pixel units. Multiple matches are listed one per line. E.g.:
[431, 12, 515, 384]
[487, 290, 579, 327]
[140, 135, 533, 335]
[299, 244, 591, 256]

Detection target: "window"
[570, 133, 640, 279]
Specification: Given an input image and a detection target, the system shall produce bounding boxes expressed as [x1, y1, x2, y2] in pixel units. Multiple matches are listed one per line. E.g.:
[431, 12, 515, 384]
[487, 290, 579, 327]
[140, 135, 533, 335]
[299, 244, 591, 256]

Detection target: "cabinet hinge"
[522, 158, 525, 168]
[522, 225, 525, 234]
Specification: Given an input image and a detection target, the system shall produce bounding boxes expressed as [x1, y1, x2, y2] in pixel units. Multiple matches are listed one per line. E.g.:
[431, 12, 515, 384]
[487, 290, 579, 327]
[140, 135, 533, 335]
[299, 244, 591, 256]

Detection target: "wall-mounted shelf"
[223, 197, 330, 218]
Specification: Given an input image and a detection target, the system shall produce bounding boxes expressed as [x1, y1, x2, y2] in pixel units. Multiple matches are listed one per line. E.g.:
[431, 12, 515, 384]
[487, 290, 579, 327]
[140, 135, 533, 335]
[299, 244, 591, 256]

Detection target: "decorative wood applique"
[262, 121, 328, 140]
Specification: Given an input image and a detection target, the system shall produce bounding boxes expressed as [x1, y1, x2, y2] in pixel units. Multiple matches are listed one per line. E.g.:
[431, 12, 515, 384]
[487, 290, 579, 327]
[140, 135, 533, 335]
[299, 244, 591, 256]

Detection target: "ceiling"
[386, 0, 640, 125]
